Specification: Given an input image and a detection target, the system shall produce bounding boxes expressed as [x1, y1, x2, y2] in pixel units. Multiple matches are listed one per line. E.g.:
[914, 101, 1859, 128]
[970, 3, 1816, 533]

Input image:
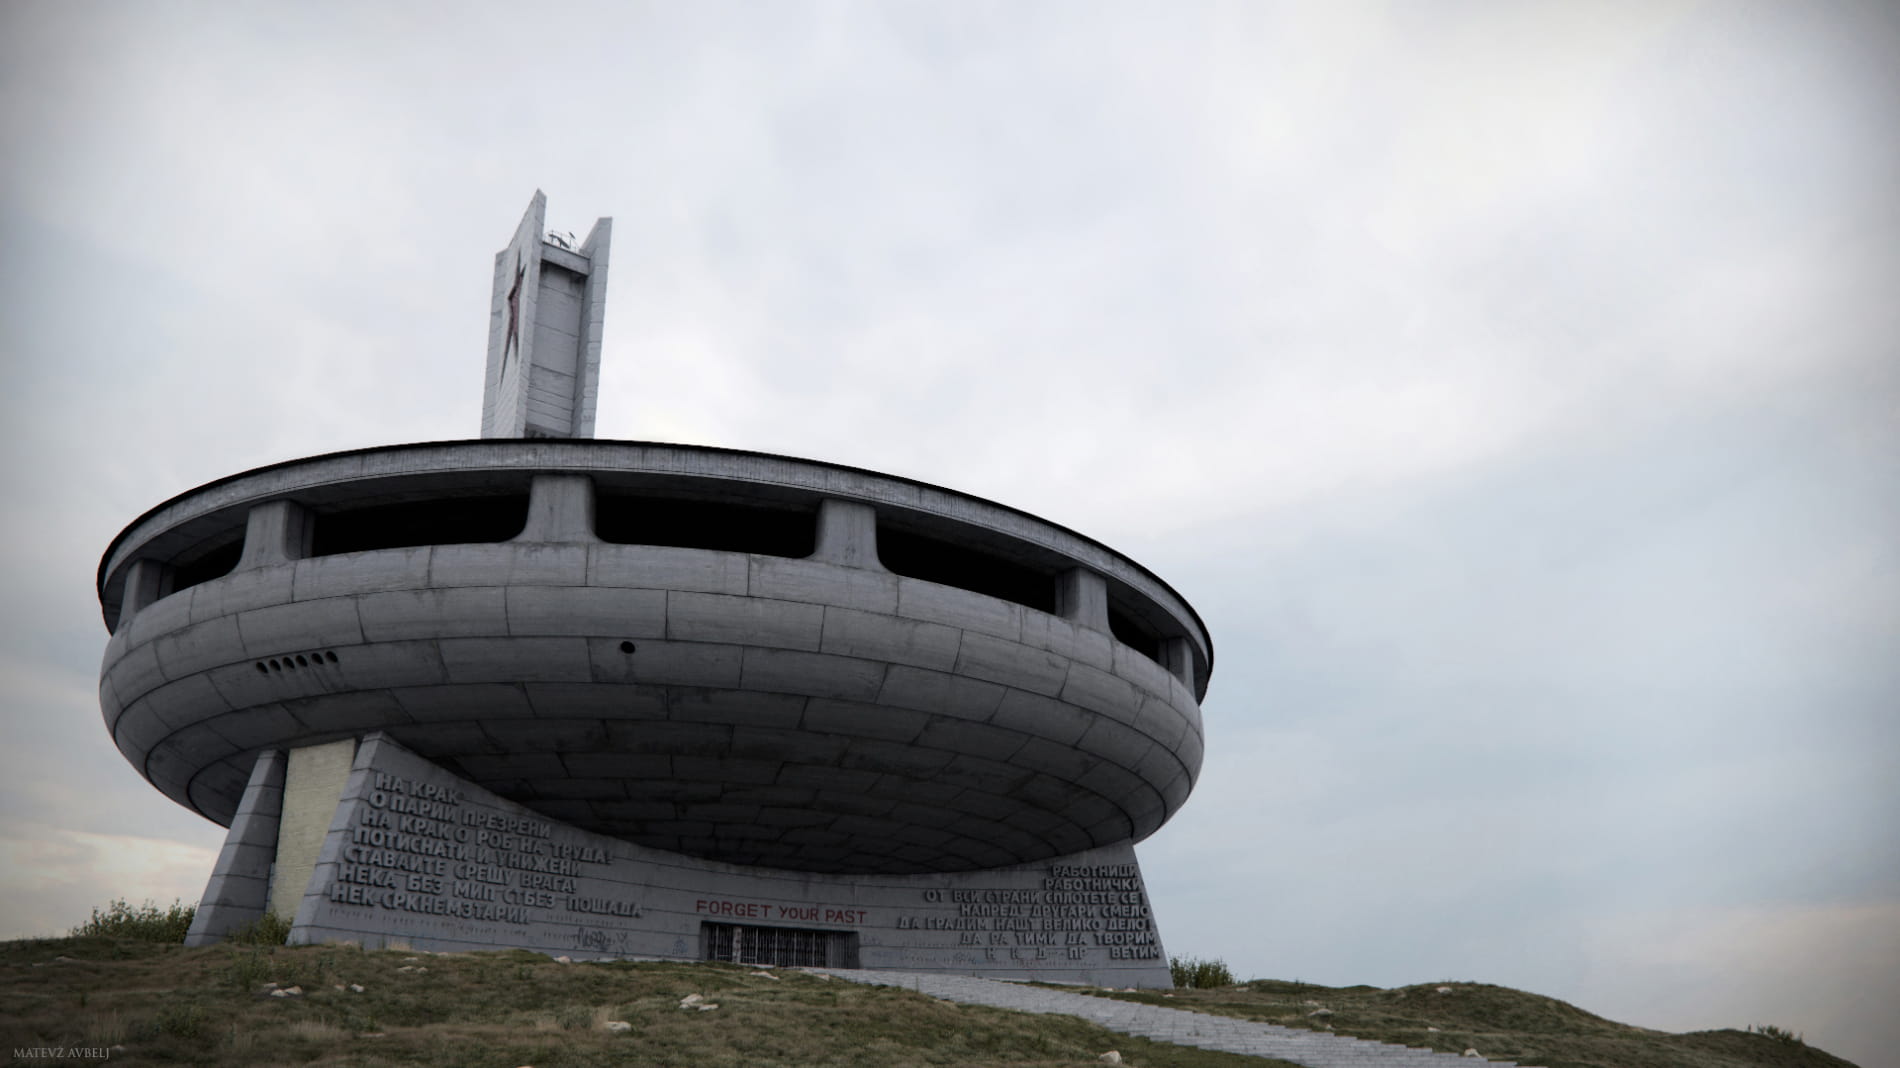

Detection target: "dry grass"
[77, 1010, 129, 1047]
[1066, 979, 1862, 1068]
[0, 936, 1292, 1067]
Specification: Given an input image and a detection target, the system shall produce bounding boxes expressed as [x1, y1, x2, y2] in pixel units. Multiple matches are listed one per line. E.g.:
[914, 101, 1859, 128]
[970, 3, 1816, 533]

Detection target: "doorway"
[701, 922, 861, 968]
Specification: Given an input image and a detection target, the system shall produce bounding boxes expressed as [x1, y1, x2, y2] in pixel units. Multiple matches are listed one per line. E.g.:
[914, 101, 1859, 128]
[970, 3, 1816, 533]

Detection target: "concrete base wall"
[270, 739, 357, 921]
[287, 732, 1171, 986]
[183, 749, 284, 946]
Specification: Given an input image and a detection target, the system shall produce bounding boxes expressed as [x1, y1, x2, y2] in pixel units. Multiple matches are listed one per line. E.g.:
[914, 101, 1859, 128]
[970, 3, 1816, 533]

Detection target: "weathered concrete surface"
[183, 749, 284, 946]
[102, 537, 1201, 873]
[104, 191, 1218, 972]
[97, 442, 1211, 686]
[269, 739, 357, 921]
[481, 191, 611, 440]
[97, 446, 1211, 876]
[288, 734, 1173, 987]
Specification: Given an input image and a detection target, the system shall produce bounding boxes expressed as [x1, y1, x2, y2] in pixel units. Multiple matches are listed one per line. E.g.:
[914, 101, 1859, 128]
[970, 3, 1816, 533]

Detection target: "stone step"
[814, 968, 1526, 1068]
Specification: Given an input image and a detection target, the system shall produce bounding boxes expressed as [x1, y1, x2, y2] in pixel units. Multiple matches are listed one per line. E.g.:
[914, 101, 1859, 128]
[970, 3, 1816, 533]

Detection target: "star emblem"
[502, 257, 525, 372]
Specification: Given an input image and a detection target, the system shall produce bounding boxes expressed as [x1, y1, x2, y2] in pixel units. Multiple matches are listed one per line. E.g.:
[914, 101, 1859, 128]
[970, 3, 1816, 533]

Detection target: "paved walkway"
[810, 969, 1522, 1068]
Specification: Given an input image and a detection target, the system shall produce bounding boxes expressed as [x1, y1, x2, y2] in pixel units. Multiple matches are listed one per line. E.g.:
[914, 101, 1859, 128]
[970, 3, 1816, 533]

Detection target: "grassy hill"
[0, 936, 1287, 1068]
[0, 937, 1860, 1068]
[1072, 979, 1860, 1068]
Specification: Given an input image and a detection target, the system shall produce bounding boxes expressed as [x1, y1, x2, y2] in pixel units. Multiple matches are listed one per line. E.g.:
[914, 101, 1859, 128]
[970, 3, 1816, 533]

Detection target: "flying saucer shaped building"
[96, 193, 1211, 984]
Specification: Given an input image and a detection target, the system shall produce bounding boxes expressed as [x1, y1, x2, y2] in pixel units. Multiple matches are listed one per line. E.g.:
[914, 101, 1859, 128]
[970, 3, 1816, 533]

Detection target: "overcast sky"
[2, 1, 1896, 1064]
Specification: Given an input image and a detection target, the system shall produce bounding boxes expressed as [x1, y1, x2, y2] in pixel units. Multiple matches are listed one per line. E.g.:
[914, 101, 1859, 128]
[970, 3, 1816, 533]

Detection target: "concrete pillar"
[115, 558, 172, 631]
[812, 499, 883, 569]
[237, 500, 314, 570]
[269, 739, 357, 922]
[184, 749, 285, 946]
[1055, 568, 1110, 632]
[1160, 636, 1197, 690]
[517, 473, 598, 542]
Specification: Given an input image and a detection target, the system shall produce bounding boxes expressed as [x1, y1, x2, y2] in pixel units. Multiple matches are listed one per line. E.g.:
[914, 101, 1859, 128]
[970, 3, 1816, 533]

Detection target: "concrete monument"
[482, 191, 610, 439]
[96, 193, 1212, 985]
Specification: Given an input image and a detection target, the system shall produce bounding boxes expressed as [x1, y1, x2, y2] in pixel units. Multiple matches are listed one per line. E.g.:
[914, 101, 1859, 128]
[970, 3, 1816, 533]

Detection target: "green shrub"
[71, 899, 196, 942]
[223, 947, 273, 991]
[151, 1001, 210, 1039]
[1169, 955, 1235, 988]
[1749, 1023, 1805, 1045]
[225, 911, 292, 945]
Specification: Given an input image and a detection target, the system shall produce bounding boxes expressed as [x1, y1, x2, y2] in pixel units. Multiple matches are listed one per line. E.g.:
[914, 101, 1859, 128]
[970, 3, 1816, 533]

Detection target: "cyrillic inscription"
[326, 772, 638, 925]
[895, 863, 1160, 961]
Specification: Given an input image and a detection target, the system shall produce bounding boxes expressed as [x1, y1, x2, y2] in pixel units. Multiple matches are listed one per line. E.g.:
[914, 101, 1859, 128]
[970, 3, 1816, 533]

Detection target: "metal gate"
[701, 922, 860, 968]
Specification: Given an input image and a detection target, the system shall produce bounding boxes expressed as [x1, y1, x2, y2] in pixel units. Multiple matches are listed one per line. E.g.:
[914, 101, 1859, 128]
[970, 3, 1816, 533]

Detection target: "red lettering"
[697, 898, 777, 919]
[696, 899, 876, 923]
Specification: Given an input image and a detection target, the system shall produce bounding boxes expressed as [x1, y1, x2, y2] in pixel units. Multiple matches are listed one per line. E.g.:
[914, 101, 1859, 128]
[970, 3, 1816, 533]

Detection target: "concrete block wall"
[269, 739, 357, 921]
[183, 748, 284, 945]
[289, 734, 1174, 987]
[525, 261, 584, 436]
[571, 216, 610, 439]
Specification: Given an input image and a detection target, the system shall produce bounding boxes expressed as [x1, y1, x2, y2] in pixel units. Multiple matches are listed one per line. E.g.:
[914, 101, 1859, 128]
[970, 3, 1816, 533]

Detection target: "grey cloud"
[2, 1, 1896, 1062]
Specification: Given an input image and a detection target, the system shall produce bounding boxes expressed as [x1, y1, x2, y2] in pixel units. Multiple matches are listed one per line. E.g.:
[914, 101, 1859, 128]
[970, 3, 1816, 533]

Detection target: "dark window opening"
[595, 494, 814, 558]
[877, 526, 1056, 614]
[1108, 605, 1163, 664]
[702, 922, 860, 969]
[171, 540, 242, 594]
[309, 496, 529, 557]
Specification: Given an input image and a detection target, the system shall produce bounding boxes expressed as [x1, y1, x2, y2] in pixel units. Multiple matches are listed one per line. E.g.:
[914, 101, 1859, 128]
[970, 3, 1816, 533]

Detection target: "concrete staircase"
[814, 968, 1527, 1068]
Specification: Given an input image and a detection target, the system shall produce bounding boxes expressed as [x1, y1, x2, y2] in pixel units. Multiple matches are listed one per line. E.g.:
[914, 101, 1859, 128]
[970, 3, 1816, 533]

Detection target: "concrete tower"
[482, 191, 611, 439]
[96, 194, 1211, 984]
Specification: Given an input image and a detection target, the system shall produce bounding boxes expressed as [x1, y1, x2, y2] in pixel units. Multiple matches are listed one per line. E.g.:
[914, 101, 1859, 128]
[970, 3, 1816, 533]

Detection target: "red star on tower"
[502, 258, 525, 372]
